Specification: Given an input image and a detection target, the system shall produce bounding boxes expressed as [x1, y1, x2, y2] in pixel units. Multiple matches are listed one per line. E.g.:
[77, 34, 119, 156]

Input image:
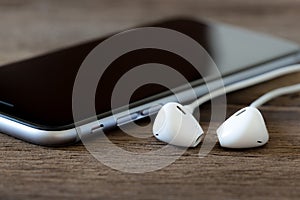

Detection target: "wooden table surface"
[0, 0, 299, 199]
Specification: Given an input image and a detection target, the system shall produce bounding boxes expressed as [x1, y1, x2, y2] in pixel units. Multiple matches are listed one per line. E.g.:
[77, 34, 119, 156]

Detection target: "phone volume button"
[91, 123, 104, 133]
[141, 104, 162, 116]
[116, 113, 139, 126]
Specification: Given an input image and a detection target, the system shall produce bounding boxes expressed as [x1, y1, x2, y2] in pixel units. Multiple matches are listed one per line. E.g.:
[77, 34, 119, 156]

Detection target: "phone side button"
[141, 104, 162, 116]
[117, 113, 139, 126]
[91, 124, 104, 133]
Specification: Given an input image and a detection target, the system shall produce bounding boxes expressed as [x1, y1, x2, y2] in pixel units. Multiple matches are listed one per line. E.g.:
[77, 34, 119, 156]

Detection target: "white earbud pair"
[153, 102, 269, 149]
[152, 64, 300, 149]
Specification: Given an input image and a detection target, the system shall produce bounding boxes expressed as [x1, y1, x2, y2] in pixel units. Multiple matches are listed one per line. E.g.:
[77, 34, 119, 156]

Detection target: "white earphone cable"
[250, 83, 300, 108]
[184, 64, 300, 113]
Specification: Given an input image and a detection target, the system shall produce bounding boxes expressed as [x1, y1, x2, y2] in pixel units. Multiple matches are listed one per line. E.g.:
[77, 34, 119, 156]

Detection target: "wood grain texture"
[0, 0, 299, 199]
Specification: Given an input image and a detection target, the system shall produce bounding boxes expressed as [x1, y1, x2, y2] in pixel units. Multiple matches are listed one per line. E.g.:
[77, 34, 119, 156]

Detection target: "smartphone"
[0, 17, 299, 146]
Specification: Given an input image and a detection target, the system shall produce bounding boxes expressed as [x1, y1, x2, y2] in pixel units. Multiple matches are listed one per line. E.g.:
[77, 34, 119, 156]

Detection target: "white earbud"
[153, 102, 203, 147]
[216, 107, 269, 148]
[216, 83, 300, 148]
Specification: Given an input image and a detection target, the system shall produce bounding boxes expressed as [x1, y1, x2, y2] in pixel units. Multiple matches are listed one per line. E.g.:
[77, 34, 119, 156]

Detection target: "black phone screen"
[0, 18, 298, 130]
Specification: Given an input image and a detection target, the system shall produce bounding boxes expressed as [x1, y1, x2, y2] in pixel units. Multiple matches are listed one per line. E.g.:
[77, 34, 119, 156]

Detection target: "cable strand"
[184, 64, 300, 112]
[250, 83, 300, 108]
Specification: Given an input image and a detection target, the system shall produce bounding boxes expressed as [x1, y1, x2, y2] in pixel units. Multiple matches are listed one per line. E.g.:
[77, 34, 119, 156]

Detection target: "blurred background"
[0, 0, 299, 65]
